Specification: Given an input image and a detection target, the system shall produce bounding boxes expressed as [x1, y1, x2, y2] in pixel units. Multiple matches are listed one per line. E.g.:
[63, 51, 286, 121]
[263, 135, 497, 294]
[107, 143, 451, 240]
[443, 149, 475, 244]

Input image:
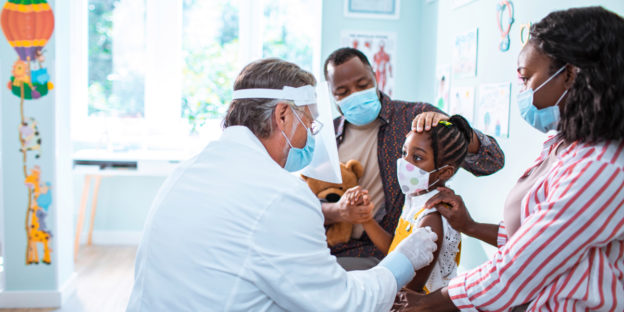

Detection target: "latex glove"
[394, 226, 438, 271]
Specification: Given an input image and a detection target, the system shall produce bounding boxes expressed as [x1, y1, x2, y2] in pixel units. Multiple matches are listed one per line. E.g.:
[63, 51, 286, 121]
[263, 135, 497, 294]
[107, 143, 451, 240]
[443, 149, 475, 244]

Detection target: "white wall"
[0, 0, 74, 307]
[434, 0, 624, 270]
[321, 0, 437, 102]
[68, 0, 624, 272]
[0, 50, 4, 291]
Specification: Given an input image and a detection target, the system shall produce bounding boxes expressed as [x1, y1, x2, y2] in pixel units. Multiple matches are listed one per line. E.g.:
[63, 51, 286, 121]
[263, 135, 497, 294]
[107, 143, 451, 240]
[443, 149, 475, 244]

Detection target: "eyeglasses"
[292, 106, 324, 135]
[308, 119, 324, 135]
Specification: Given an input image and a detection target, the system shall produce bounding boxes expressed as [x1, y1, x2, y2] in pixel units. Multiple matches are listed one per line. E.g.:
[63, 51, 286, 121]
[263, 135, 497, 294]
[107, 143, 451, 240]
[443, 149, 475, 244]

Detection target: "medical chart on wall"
[435, 64, 451, 113]
[476, 82, 511, 138]
[452, 28, 478, 79]
[450, 86, 475, 124]
[344, 0, 400, 19]
[341, 31, 396, 97]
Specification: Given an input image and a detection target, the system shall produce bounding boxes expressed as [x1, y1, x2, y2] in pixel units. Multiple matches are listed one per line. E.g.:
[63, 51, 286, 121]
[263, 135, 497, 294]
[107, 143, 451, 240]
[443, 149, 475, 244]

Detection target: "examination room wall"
[71, 0, 624, 273]
[72, 0, 439, 245]
[432, 0, 624, 270]
[0, 0, 75, 298]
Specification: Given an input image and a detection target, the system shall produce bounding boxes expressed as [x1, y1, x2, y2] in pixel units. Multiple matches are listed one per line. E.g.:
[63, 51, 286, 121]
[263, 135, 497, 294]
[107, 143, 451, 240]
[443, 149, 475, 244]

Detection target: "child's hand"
[344, 186, 369, 206]
[338, 186, 374, 224]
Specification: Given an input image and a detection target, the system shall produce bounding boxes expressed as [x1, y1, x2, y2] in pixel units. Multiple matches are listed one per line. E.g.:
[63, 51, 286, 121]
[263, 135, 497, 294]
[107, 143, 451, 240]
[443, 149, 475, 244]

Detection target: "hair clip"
[438, 120, 453, 126]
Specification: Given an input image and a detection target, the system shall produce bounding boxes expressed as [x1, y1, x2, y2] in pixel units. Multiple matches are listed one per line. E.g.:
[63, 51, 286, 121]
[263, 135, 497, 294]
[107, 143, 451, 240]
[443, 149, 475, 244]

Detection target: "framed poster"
[449, 86, 475, 124]
[477, 82, 511, 138]
[341, 31, 396, 97]
[451, 0, 477, 9]
[344, 0, 400, 19]
[452, 28, 478, 79]
[435, 64, 451, 113]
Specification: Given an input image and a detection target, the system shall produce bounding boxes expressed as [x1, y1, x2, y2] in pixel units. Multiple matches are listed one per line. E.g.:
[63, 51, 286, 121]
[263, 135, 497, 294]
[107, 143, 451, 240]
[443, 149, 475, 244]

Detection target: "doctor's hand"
[337, 186, 374, 224]
[412, 111, 449, 132]
[424, 187, 475, 234]
[394, 227, 438, 271]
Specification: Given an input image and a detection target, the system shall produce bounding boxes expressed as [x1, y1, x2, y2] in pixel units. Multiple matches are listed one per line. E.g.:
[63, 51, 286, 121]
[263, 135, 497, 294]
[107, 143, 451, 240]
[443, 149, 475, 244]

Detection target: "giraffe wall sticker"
[1, 0, 55, 265]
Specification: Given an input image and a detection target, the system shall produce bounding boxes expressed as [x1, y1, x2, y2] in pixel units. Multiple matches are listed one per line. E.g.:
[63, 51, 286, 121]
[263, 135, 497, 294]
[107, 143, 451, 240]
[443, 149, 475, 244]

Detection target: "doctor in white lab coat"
[127, 58, 438, 312]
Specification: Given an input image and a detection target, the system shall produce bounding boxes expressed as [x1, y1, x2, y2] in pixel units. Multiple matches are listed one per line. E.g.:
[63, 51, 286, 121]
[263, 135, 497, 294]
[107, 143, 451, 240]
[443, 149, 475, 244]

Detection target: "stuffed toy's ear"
[300, 174, 309, 182]
[346, 159, 364, 180]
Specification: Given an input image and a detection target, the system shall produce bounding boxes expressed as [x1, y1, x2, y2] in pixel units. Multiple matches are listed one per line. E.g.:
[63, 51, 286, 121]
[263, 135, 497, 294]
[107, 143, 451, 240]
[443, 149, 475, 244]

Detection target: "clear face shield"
[231, 82, 342, 184]
[301, 82, 342, 184]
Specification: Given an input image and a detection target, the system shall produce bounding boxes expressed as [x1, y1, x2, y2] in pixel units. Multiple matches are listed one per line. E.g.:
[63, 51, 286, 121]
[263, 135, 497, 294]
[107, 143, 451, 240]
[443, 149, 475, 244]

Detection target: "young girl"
[355, 114, 473, 293]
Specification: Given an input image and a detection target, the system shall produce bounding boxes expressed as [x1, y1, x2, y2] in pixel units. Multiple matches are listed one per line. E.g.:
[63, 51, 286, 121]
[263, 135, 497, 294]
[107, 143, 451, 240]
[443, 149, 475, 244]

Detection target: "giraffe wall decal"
[1, 0, 56, 265]
[24, 166, 52, 264]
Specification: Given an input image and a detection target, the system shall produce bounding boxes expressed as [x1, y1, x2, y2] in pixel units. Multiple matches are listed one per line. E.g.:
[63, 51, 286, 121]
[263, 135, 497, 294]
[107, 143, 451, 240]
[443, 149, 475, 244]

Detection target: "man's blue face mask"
[517, 65, 568, 133]
[281, 106, 316, 172]
[337, 87, 382, 126]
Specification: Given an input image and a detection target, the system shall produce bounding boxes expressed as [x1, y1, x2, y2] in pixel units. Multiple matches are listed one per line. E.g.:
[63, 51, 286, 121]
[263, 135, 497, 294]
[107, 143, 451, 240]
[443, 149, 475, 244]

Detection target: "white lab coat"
[127, 126, 397, 312]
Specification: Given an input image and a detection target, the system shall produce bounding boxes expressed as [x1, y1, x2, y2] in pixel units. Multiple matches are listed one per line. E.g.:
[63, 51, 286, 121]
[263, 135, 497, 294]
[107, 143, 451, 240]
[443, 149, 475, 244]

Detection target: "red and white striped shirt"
[449, 137, 624, 311]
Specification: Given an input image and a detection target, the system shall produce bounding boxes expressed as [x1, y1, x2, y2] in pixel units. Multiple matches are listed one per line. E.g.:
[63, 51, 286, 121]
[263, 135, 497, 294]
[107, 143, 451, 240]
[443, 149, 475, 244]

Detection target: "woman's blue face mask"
[517, 65, 568, 133]
[336, 87, 382, 126]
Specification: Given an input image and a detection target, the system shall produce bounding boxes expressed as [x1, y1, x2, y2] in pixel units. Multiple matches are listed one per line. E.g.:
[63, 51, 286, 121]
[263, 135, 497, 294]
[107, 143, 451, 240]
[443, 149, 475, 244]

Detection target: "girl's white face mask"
[396, 158, 447, 195]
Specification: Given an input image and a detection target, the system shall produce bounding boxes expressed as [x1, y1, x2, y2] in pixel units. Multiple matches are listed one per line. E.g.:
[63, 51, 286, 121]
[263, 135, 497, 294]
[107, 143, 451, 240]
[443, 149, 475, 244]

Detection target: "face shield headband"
[232, 85, 318, 114]
[233, 83, 341, 184]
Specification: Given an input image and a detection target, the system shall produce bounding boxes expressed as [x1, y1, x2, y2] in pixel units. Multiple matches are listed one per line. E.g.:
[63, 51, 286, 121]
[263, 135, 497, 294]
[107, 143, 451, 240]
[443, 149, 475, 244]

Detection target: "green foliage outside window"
[87, 0, 315, 134]
[181, 0, 239, 134]
[88, 0, 145, 117]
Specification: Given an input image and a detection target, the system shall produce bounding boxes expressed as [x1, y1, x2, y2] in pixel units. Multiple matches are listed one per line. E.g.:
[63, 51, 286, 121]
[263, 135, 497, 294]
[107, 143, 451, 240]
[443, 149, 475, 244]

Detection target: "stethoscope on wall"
[497, 0, 515, 52]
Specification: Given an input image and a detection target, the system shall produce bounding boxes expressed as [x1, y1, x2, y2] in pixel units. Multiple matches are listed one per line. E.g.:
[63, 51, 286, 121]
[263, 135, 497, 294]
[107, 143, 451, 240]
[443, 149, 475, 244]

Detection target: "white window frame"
[70, 0, 322, 155]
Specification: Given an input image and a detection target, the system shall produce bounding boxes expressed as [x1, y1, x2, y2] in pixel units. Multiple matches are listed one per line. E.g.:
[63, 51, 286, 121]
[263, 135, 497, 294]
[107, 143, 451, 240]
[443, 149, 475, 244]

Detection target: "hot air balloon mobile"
[1, 0, 55, 100]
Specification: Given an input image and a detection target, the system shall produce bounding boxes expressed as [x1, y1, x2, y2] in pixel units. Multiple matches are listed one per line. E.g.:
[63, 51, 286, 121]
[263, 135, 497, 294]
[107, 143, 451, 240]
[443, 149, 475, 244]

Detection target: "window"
[88, 0, 146, 118]
[262, 0, 317, 72]
[75, 0, 321, 155]
[181, 0, 240, 134]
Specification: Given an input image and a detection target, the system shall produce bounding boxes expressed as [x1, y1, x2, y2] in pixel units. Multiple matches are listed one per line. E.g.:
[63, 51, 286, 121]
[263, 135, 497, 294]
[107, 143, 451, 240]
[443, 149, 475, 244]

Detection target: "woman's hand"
[425, 187, 500, 246]
[424, 187, 475, 234]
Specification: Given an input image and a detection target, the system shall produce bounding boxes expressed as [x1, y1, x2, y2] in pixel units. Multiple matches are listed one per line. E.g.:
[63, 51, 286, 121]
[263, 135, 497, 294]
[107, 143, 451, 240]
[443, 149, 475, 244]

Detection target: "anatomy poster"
[452, 28, 478, 79]
[477, 82, 510, 138]
[341, 31, 396, 96]
[450, 86, 475, 124]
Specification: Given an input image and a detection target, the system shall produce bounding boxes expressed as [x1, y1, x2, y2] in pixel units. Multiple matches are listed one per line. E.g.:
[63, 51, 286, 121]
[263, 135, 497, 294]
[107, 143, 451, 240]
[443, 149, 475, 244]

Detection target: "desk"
[72, 149, 192, 260]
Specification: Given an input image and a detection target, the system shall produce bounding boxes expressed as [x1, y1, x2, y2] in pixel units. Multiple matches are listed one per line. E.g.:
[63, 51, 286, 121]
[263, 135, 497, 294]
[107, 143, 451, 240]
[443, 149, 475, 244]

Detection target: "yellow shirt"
[388, 191, 438, 253]
[388, 190, 462, 293]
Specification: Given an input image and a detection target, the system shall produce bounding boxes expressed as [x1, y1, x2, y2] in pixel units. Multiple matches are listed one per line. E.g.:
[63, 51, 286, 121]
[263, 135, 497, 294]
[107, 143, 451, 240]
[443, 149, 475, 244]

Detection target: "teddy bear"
[302, 159, 364, 246]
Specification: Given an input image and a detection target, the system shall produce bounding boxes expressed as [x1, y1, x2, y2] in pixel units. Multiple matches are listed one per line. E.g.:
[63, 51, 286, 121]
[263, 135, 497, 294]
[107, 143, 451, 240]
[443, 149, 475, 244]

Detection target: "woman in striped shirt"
[406, 6, 624, 312]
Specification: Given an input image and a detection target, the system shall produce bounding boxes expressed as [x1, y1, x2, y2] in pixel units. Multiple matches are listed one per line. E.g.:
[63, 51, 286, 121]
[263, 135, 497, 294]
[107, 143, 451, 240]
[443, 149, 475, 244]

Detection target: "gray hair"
[223, 58, 316, 138]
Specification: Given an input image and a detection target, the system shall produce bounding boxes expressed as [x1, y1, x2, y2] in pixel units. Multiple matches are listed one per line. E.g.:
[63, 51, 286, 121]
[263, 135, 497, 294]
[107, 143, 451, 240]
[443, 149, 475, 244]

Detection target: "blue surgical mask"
[281, 107, 316, 172]
[337, 87, 382, 126]
[517, 65, 568, 133]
